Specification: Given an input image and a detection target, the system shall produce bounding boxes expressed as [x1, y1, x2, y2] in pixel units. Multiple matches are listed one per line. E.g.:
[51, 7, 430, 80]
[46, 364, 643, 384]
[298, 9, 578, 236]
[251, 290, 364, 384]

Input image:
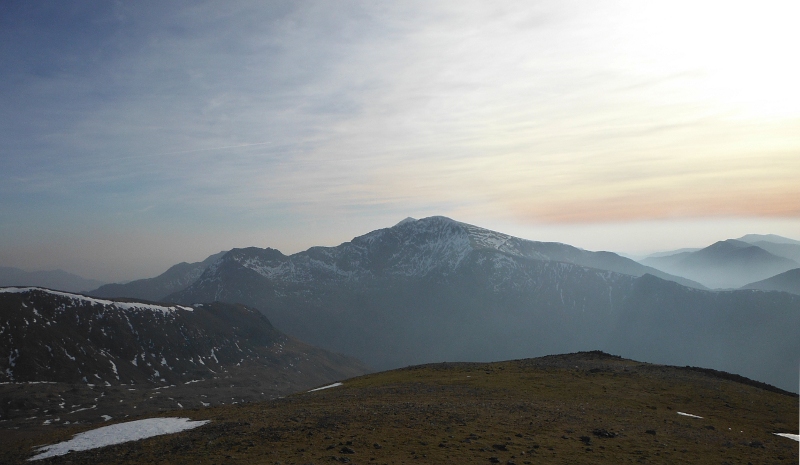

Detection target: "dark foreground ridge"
[2, 351, 797, 464]
[681, 365, 798, 398]
[404, 350, 799, 398]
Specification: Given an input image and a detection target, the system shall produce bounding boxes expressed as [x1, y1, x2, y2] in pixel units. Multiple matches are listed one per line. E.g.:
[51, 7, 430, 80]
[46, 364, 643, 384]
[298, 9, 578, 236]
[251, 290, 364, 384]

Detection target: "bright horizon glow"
[1, 1, 798, 281]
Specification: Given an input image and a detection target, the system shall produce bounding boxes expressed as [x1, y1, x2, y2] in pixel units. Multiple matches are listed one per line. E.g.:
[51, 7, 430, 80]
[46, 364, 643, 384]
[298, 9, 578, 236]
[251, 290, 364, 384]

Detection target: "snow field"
[28, 417, 210, 461]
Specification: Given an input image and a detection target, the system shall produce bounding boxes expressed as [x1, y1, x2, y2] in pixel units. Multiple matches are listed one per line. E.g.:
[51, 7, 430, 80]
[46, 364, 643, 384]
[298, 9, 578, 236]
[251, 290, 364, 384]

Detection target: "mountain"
[0, 267, 105, 293]
[88, 251, 225, 301]
[737, 233, 800, 246]
[0, 286, 369, 435]
[167, 216, 799, 392]
[737, 233, 800, 264]
[741, 268, 800, 295]
[643, 247, 700, 258]
[606, 274, 800, 391]
[0, 287, 367, 386]
[641, 239, 800, 289]
[4, 352, 796, 464]
[739, 241, 800, 264]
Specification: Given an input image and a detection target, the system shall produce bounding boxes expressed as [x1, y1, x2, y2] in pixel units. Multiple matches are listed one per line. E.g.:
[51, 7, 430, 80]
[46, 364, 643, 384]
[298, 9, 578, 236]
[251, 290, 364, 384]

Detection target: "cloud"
[1, 1, 799, 278]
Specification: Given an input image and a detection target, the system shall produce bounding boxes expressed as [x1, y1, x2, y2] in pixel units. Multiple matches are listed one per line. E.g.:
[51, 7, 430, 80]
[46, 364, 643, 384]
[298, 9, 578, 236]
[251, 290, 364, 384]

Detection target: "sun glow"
[614, 1, 800, 119]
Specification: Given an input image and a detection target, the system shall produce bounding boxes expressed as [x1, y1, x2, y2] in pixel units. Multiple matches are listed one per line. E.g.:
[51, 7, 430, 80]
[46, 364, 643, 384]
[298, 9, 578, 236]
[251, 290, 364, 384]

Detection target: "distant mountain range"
[738, 233, 800, 246]
[0, 287, 367, 387]
[88, 251, 226, 301]
[0, 267, 105, 293]
[641, 238, 800, 289]
[160, 216, 799, 392]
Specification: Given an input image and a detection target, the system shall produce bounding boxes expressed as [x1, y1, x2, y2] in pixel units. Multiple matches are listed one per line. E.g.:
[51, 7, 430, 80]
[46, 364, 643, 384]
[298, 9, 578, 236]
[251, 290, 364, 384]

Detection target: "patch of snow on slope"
[676, 411, 703, 419]
[28, 417, 209, 460]
[308, 382, 343, 392]
[773, 433, 799, 442]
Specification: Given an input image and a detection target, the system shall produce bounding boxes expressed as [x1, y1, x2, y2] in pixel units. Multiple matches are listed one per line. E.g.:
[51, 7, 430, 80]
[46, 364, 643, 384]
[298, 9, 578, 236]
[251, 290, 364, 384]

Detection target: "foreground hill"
[0, 267, 105, 293]
[642, 239, 799, 289]
[3, 352, 796, 464]
[167, 216, 800, 392]
[741, 268, 800, 295]
[88, 251, 226, 301]
[0, 287, 368, 430]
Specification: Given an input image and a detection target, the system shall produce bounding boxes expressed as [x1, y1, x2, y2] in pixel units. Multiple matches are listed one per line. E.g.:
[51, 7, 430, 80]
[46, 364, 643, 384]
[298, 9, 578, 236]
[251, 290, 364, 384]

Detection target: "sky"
[1, 1, 799, 283]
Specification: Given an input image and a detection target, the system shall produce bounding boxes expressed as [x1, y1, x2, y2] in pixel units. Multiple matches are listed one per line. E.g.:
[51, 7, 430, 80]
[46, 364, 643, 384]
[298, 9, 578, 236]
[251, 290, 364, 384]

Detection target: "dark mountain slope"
[0, 267, 105, 293]
[642, 239, 799, 289]
[0, 287, 367, 387]
[741, 268, 800, 295]
[607, 274, 800, 392]
[173, 246, 638, 370]
[88, 251, 225, 301]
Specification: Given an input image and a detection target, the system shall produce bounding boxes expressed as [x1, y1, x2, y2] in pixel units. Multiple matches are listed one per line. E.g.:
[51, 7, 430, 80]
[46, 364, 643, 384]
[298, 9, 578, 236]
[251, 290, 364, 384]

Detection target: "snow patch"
[773, 433, 799, 442]
[309, 382, 343, 392]
[28, 417, 210, 460]
[676, 411, 703, 419]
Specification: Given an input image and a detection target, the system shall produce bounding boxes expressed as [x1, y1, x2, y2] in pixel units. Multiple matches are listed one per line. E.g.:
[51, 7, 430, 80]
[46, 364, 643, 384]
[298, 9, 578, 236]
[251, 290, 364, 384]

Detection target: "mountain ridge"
[166, 216, 799, 392]
[88, 251, 226, 301]
[181, 216, 704, 289]
[741, 268, 800, 295]
[0, 286, 368, 386]
[641, 239, 799, 289]
[0, 267, 106, 293]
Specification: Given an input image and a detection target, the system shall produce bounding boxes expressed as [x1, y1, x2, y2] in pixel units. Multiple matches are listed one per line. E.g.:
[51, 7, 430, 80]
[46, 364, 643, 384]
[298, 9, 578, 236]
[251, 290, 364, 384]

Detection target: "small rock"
[339, 446, 355, 454]
[645, 430, 656, 435]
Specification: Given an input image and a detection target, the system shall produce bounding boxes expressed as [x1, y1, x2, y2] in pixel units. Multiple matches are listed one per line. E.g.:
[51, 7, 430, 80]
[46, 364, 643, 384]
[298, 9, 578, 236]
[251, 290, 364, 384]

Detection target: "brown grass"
[3, 352, 797, 464]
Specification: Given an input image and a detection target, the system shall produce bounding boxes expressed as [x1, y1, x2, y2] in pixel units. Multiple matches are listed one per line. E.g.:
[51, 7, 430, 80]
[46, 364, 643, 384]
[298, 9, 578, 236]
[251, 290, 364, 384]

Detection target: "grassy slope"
[3, 352, 797, 464]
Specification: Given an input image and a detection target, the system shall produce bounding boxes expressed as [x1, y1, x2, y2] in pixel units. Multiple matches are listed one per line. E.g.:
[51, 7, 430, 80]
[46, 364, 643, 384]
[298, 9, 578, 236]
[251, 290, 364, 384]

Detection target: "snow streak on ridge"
[0, 287, 193, 314]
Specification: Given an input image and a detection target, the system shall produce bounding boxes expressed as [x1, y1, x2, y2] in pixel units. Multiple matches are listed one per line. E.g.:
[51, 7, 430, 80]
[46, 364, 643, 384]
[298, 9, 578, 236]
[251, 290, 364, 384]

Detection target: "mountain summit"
[178, 216, 701, 287]
[167, 216, 799, 392]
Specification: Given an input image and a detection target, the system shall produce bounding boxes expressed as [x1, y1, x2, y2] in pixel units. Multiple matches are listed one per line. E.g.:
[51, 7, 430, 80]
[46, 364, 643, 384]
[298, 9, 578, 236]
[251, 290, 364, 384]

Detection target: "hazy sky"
[2, 1, 799, 282]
